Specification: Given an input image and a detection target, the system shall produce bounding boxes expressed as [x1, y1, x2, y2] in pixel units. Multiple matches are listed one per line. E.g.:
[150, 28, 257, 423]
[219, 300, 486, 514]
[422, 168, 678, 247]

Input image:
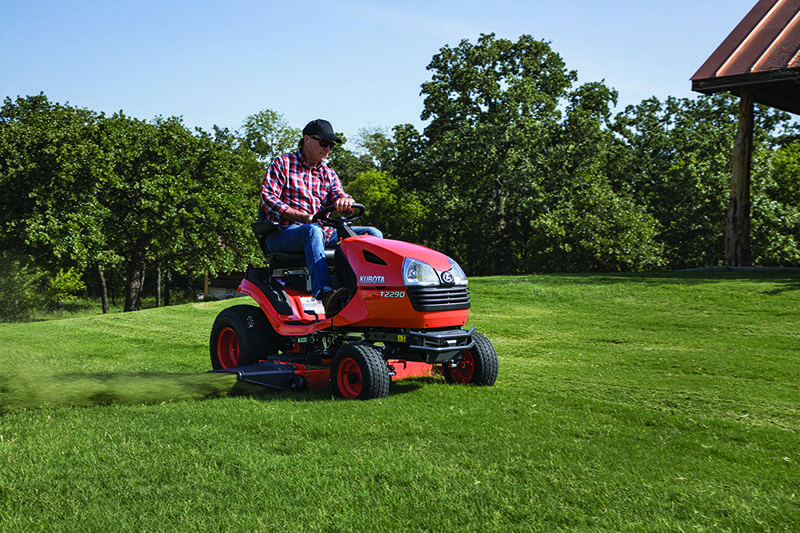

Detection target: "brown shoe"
[319, 287, 348, 317]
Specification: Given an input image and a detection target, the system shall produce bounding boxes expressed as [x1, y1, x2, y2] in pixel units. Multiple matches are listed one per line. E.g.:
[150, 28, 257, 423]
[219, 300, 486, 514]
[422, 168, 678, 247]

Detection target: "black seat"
[266, 249, 337, 269]
[251, 222, 336, 269]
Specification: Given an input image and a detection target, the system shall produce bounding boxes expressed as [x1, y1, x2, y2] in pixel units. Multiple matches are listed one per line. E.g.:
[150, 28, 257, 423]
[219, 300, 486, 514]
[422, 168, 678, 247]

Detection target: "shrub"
[0, 251, 46, 322]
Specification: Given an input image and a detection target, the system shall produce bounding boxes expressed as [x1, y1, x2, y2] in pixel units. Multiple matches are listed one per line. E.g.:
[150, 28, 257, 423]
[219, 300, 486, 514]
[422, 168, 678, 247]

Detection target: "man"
[259, 118, 382, 315]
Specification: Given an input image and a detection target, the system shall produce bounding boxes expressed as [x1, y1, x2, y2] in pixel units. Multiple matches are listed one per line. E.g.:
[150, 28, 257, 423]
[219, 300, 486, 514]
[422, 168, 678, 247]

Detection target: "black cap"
[302, 119, 342, 143]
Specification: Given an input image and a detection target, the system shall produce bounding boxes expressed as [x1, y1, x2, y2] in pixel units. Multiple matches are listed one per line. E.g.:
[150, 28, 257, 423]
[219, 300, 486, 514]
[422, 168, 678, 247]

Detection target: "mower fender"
[238, 278, 331, 336]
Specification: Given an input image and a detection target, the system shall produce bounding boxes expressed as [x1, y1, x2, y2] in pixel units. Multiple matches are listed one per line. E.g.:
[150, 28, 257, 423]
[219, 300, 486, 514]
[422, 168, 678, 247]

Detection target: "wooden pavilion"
[691, 0, 800, 266]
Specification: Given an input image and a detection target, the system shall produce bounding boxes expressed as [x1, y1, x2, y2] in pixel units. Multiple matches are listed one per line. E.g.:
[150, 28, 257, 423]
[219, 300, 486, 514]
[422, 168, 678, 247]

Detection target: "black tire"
[209, 305, 278, 370]
[331, 342, 390, 400]
[442, 331, 498, 386]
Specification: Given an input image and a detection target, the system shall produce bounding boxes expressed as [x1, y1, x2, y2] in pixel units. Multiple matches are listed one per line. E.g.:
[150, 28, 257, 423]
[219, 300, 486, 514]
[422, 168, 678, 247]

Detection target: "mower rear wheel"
[331, 342, 390, 400]
[210, 305, 278, 370]
[443, 331, 498, 386]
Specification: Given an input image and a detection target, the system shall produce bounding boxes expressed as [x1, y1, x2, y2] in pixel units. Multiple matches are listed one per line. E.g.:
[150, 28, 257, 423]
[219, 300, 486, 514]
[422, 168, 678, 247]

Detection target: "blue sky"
[1, 0, 758, 139]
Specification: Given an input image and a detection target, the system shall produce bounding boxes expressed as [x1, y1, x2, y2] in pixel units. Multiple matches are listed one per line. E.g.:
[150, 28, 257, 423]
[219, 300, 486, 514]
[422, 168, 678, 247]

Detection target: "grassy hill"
[1, 271, 798, 531]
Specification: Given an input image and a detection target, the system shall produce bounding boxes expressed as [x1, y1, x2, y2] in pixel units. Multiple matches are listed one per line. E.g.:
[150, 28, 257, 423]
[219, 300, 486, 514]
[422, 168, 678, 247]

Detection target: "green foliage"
[0, 96, 263, 312]
[0, 251, 45, 322]
[47, 267, 86, 310]
[419, 34, 569, 272]
[529, 183, 664, 272]
[240, 109, 299, 176]
[0, 94, 107, 271]
[752, 140, 800, 265]
[325, 134, 378, 186]
[415, 33, 665, 274]
[609, 95, 737, 268]
[608, 95, 799, 269]
[345, 170, 425, 241]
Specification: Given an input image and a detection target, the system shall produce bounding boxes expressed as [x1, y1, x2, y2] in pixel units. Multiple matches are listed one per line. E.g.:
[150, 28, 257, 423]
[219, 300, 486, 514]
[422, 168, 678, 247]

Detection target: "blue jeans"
[263, 224, 383, 297]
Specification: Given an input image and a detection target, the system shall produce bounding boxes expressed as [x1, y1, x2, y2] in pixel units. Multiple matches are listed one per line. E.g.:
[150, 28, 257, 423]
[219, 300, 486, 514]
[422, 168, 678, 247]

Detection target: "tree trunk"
[124, 260, 146, 312]
[491, 178, 507, 275]
[156, 267, 162, 308]
[164, 268, 170, 306]
[726, 89, 753, 267]
[110, 270, 116, 307]
[95, 262, 110, 314]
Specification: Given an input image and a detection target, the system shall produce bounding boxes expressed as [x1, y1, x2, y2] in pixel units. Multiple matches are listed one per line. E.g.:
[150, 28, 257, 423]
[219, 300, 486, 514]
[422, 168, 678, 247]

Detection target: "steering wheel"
[312, 203, 365, 225]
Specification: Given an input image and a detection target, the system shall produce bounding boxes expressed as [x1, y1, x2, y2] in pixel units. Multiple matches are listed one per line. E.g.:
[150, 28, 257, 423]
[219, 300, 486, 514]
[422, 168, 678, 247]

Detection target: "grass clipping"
[0, 370, 242, 411]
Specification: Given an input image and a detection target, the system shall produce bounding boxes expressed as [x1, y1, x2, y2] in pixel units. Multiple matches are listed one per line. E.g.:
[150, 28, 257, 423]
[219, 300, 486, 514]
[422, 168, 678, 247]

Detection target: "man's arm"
[327, 169, 354, 213]
[280, 207, 313, 224]
[260, 163, 289, 223]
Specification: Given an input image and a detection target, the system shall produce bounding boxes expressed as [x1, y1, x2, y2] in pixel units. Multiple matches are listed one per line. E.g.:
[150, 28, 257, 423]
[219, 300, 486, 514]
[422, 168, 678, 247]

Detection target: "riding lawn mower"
[209, 204, 498, 399]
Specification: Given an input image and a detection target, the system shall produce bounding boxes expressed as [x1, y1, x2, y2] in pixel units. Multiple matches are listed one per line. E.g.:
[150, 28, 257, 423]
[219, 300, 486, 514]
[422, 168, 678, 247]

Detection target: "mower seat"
[265, 249, 337, 270]
[251, 222, 336, 269]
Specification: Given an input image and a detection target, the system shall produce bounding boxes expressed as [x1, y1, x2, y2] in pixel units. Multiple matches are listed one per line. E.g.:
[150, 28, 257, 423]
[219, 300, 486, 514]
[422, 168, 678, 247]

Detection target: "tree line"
[1, 33, 798, 319]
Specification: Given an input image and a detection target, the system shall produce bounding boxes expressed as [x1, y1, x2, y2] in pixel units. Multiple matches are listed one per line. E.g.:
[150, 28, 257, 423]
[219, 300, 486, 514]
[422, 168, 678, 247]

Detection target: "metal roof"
[691, 0, 800, 115]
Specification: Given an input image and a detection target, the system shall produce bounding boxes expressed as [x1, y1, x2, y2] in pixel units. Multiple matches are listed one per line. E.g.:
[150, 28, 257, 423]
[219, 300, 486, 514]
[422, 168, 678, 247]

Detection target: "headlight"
[403, 258, 439, 286]
[447, 258, 468, 285]
[403, 257, 469, 287]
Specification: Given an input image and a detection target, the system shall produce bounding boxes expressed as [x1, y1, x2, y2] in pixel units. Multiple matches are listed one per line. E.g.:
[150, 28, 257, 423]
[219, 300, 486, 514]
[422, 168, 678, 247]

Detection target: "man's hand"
[334, 197, 353, 213]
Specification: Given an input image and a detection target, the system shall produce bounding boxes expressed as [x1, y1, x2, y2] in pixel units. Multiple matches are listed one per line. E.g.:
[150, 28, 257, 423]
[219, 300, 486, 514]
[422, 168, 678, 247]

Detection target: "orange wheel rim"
[337, 357, 363, 399]
[449, 350, 475, 383]
[217, 327, 239, 368]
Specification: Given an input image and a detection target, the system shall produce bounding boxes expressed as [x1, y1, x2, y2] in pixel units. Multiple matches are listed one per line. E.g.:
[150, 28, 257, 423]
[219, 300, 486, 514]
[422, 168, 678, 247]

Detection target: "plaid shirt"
[259, 150, 351, 241]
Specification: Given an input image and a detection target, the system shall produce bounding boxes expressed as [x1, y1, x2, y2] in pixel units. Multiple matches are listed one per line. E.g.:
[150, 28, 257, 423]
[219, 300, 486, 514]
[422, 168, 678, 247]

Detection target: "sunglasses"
[311, 135, 335, 149]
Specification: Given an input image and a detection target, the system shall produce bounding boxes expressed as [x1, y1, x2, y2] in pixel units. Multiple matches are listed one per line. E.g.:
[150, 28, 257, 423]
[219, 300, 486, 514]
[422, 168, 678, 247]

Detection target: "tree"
[345, 170, 424, 242]
[380, 124, 427, 192]
[0, 95, 270, 313]
[96, 114, 260, 311]
[529, 182, 664, 272]
[513, 80, 665, 272]
[415, 33, 663, 274]
[608, 94, 798, 269]
[241, 109, 299, 166]
[354, 126, 393, 171]
[608, 95, 736, 268]
[0, 94, 112, 285]
[0, 251, 46, 322]
[419, 34, 578, 273]
[752, 139, 800, 265]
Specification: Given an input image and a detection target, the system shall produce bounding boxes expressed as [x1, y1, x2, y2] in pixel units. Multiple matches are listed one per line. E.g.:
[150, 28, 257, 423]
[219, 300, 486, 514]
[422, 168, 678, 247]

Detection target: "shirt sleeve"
[325, 168, 352, 205]
[260, 157, 290, 221]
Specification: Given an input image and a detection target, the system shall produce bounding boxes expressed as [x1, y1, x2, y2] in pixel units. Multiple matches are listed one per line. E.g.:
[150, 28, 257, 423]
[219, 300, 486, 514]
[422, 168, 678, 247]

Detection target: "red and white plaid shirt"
[259, 150, 351, 241]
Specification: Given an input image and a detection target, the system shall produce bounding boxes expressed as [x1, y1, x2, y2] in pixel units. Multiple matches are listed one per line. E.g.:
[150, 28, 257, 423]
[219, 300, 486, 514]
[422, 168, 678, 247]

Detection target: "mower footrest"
[212, 362, 304, 391]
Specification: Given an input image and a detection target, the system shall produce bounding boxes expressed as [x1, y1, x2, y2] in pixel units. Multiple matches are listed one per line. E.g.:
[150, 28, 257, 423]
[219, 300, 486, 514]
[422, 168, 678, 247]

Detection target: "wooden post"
[726, 88, 754, 266]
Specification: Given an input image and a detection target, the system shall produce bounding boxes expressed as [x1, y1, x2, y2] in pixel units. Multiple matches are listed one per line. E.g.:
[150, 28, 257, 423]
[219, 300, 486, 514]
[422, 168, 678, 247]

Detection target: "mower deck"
[213, 359, 434, 393]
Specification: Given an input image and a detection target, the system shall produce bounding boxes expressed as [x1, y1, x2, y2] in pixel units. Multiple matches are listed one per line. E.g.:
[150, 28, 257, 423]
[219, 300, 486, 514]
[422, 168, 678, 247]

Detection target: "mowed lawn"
[0, 271, 798, 531]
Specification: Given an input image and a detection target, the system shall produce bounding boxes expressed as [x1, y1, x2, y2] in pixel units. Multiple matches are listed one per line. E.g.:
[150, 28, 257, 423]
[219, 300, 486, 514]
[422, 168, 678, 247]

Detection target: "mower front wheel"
[331, 342, 390, 400]
[443, 331, 498, 386]
[210, 305, 278, 370]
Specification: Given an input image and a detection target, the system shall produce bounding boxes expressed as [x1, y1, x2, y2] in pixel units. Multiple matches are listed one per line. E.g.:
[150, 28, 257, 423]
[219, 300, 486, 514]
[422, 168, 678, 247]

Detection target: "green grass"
[1, 271, 798, 531]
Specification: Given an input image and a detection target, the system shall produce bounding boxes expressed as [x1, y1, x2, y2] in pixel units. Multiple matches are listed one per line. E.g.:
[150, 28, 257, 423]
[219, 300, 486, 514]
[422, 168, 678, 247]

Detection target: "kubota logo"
[359, 275, 385, 284]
